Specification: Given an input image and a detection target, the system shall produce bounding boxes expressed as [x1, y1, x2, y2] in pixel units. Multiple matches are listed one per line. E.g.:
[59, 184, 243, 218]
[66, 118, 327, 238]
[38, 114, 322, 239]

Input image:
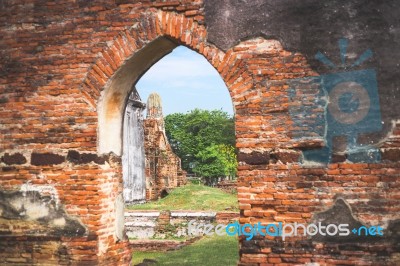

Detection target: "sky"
[136, 46, 233, 116]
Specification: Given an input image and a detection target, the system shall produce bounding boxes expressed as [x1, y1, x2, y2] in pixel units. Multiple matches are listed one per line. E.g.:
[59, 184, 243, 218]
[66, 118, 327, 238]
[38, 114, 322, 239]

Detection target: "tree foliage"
[193, 144, 237, 178]
[165, 109, 236, 181]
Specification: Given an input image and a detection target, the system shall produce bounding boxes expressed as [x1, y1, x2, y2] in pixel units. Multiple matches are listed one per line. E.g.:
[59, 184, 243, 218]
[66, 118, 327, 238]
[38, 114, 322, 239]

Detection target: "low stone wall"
[216, 211, 239, 224]
[216, 180, 237, 194]
[125, 211, 160, 239]
[125, 210, 239, 240]
[130, 236, 202, 252]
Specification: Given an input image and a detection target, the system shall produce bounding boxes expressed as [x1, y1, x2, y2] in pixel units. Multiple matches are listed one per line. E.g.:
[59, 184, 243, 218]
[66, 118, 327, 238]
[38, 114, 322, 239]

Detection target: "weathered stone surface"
[271, 150, 300, 163]
[386, 219, 400, 243]
[1, 153, 27, 165]
[123, 89, 146, 203]
[125, 210, 238, 240]
[31, 153, 65, 166]
[312, 198, 381, 242]
[67, 150, 107, 164]
[115, 193, 125, 241]
[238, 151, 270, 165]
[205, 0, 400, 135]
[0, 190, 86, 237]
[382, 149, 400, 162]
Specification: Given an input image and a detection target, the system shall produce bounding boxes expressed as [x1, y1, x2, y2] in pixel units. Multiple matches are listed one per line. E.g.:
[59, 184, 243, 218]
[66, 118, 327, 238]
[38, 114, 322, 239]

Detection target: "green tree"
[165, 109, 236, 182]
[193, 144, 237, 185]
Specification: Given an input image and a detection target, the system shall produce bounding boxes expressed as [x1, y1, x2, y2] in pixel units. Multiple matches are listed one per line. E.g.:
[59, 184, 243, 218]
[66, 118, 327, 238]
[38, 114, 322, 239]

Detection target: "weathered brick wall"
[234, 39, 400, 265]
[0, 0, 399, 265]
[0, 1, 205, 265]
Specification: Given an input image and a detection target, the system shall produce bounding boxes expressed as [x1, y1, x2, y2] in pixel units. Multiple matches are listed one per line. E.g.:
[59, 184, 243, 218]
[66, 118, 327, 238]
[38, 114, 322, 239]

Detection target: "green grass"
[127, 183, 238, 211]
[132, 234, 239, 266]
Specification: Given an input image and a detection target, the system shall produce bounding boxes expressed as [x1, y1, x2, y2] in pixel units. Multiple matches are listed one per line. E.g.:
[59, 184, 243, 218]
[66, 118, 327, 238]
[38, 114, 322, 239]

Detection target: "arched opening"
[95, 32, 238, 202]
[122, 45, 236, 203]
[98, 37, 179, 156]
[87, 11, 246, 264]
[118, 44, 236, 200]
[121, 44, 238, 265]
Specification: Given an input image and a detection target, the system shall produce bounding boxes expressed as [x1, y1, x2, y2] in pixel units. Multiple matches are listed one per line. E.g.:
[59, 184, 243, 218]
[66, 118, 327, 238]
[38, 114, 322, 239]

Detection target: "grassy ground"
[127, 183, 238, 211]
[132, 234, 239, 266]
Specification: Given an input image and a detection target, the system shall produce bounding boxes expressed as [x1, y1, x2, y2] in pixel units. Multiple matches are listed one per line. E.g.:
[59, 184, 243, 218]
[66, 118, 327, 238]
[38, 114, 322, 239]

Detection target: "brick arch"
[81, 10, 248, 156]
[79, 9, 326, 265]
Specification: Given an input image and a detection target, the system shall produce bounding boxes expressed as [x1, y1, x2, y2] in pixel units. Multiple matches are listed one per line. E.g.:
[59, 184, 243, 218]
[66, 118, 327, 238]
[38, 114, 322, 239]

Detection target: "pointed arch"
[80, 10, 248, 155]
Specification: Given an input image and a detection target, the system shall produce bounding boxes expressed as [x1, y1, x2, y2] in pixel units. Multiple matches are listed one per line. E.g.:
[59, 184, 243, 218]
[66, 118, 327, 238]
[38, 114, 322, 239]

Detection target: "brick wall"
[0, 1, 205, 265]
[0, 0, 399, 265]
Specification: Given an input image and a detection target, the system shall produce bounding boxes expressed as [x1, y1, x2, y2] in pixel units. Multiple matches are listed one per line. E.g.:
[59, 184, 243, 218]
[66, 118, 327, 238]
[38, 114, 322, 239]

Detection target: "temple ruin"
[123, 90, 186, 204]
[1, 1, 399, 265]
